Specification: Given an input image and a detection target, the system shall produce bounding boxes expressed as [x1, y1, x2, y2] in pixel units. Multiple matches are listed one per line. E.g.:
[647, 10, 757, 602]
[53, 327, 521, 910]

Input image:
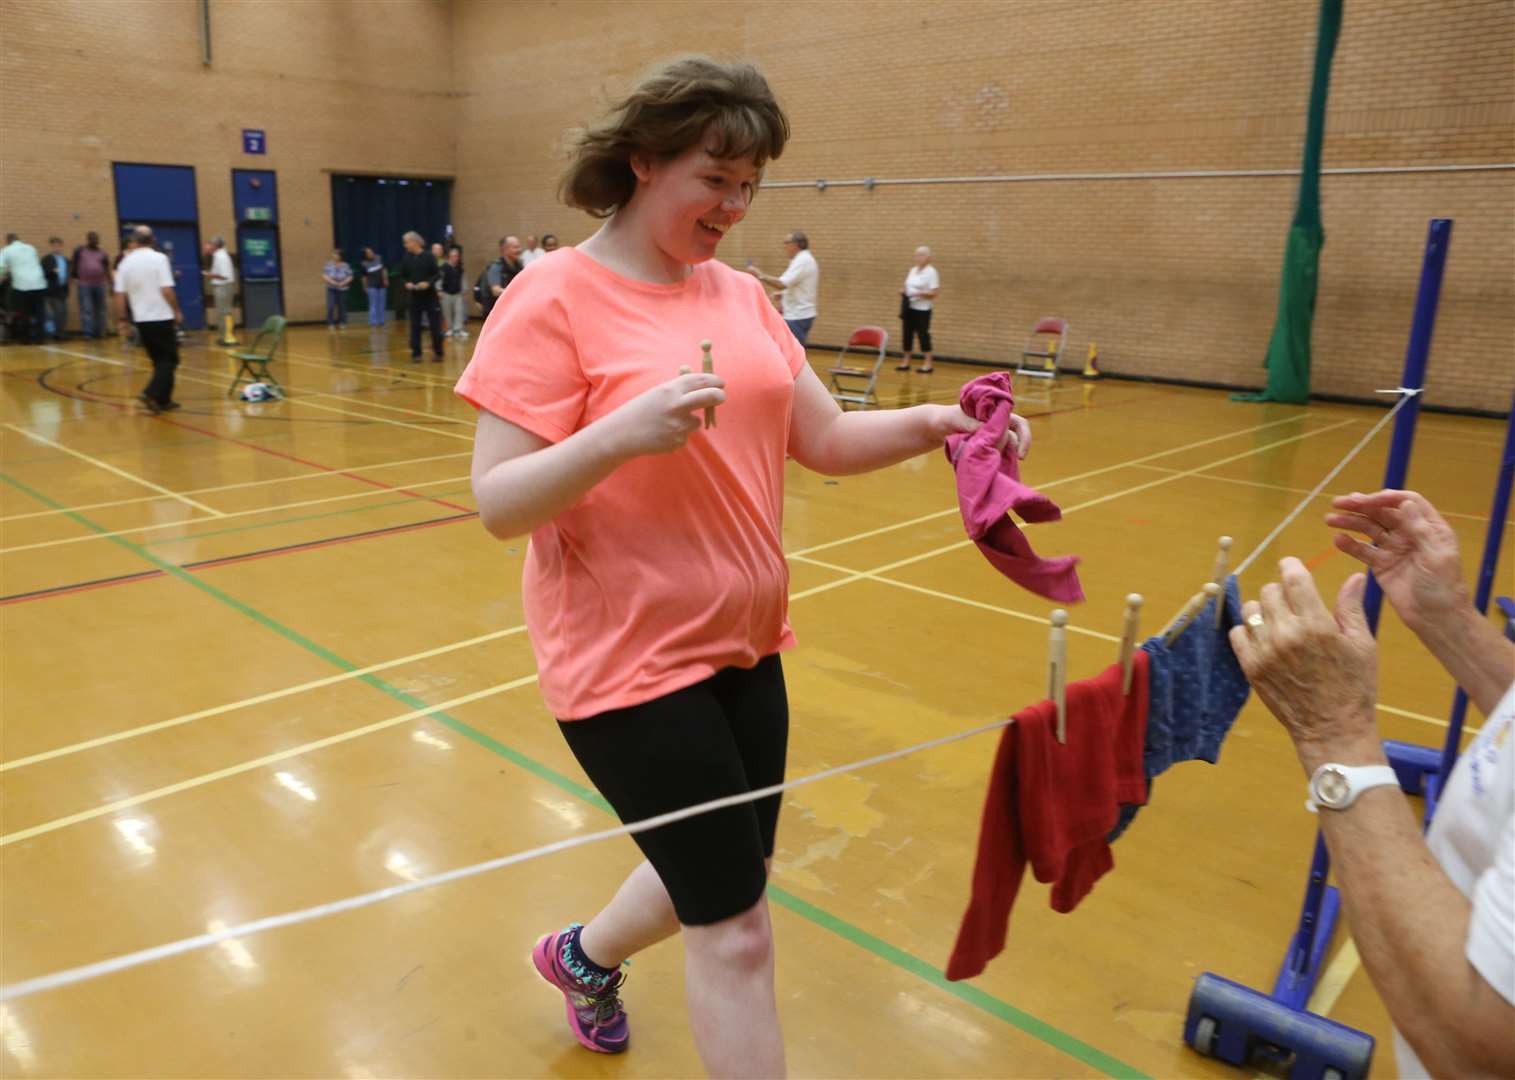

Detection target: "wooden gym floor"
[1, 323, 1508, 1078]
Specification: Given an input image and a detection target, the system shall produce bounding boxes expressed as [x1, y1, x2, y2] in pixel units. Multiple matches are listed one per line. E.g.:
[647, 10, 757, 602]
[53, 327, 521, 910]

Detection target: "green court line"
[0, 468, 1148, 1079]
[139, 486, 476, 547]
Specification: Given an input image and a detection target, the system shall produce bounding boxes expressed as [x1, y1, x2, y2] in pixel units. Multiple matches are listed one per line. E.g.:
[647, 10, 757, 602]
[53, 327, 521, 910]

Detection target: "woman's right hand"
[1324, 489, 1469, 635]
[600, 372, 726, 460]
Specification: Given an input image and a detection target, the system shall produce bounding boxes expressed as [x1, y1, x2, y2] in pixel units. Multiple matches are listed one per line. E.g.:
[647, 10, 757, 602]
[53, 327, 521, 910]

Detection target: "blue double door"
[112, 163, 206, 329]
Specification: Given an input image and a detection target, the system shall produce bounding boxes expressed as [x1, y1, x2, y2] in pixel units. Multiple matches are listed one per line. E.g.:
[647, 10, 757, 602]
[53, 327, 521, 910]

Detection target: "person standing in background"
[204, 236, 237, 331]
[541, 234, 560, 254]
[361, 246, 388, 328]
[114, 225, 183, 413]
[747, 229, 818, 346]
[0, 233, 48, 344]
[897, 245, 940, 374]
[323, 249, 353, 328]
[481, 235, 524, 320]
[71, 231, 112, 338]
[43, 237, 70, 338]
[440, 246, 468, 338]
[519, 234, 545, 266]
[400, 231, 444, 362]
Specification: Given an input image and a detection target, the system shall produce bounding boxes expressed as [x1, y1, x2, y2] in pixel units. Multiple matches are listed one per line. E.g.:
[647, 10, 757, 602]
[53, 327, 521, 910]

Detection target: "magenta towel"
[944, 373, 1084, 603]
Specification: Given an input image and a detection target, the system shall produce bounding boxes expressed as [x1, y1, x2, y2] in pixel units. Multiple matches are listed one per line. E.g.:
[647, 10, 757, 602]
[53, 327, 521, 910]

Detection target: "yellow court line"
[1306, 940, 1361, 1017]
[0, 626, 529, 772]
[787, 411, 1312, 558]
[2, 424, 226, 518]
[284, 396, 475, 442]
[0, 474, 472, 555]
[1130, 463, 1508, 527]
[0, 678, 538, 847]
[0, 451, 472, 524]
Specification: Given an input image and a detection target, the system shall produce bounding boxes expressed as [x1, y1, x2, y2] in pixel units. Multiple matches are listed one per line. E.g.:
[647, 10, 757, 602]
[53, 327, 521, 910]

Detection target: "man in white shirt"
[1231, 488, 1514, 1077]
[747, 230, 818, 346]
[203, 235, 237, 329]
[519, 235, 544, 266]
[115, 226, 184, 414]
[0, 233, 50, 344]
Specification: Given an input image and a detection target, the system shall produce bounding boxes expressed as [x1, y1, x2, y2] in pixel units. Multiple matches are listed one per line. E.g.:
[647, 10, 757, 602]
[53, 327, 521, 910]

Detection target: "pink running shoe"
[531, 926, 629, 1054]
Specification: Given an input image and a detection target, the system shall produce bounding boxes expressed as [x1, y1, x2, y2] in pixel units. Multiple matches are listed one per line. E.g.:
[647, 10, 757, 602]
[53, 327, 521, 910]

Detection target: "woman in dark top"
[361, 246, 388, 328]
[440, 246, 467, 339]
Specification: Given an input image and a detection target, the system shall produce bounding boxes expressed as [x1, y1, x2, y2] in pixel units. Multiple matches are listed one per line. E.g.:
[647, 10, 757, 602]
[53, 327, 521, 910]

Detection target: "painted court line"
[1130, 463, 1507, 526]
[0, 475, 472, 554]
[0, 625, 528, 772]
[0, 450, 472, 524]
[286, 396, 475, 442]
[311, 391, 472, 425]
[2, 423, 225, 517]
[788, 411, 1311, 558]
[0, 679, 537, 847]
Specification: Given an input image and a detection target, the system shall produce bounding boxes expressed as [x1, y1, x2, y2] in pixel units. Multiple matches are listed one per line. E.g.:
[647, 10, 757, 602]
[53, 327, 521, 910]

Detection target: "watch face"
[1318, 767, 1350, 807]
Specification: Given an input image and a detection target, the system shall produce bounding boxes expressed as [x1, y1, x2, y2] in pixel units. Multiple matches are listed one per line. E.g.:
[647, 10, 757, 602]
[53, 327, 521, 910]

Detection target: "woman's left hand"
[939, 404, 1030, 458]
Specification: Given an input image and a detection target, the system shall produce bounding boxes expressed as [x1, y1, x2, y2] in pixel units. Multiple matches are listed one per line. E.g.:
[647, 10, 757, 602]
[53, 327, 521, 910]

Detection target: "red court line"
[0, 512, 479, 606]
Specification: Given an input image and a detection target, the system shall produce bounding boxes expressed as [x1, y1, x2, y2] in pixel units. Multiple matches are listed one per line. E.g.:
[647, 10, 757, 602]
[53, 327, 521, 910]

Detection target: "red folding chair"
[1016, 316, 1068, 382]
[827, 325, 889, 410]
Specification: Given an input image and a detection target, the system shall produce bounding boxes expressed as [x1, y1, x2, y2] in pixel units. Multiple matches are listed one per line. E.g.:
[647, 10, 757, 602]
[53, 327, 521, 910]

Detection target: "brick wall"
[5, 0, 1510, 409]
[450, 0, 1514, 411]
[0, 0, 455, 324]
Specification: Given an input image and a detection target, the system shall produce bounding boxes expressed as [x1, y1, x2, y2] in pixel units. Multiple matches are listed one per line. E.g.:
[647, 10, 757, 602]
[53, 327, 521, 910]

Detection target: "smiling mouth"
[698, 219, 730, 237]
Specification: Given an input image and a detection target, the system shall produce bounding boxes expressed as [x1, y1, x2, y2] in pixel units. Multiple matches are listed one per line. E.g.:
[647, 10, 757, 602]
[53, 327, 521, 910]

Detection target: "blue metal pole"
[1363, 218, 1453, 634]
[1428, 390, 1515, 814]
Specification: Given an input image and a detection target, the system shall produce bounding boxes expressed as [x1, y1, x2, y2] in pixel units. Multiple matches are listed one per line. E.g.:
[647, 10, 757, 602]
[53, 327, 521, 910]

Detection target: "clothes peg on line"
[1119, 593, 1143, 693]
[1161, 582, 1221, 646]
[700, 339, 716, 429]
[1048, 609, 1069, 743]
[1212, 536, 1232, 628]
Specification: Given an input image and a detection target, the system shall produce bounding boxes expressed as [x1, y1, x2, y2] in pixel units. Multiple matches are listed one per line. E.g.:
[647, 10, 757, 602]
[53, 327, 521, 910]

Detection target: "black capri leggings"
[902, 307, 933, 354]
[558, 654, 789, 926]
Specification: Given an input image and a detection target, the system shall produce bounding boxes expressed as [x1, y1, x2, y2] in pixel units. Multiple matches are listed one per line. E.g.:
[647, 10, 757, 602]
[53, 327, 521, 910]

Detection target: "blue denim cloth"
[784, 316, 814, 345]
[78, 283, 106, 337]
[326, 286, 347, 326]
[366, 286, 386, 326]
[1108, 575, 1250, 842]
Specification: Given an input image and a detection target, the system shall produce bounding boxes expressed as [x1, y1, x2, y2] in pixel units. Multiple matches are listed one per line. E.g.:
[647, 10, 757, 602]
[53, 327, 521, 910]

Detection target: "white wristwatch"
[1307, 763, 1399, 812]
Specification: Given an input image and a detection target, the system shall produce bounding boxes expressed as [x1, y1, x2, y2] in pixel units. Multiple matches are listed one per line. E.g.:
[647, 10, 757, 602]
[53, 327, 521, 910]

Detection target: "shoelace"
[585, 972, 626, 1025]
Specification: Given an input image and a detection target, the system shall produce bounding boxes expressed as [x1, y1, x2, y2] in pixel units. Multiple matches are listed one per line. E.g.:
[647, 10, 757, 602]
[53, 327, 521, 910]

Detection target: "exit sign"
[242, 129, 266, 154]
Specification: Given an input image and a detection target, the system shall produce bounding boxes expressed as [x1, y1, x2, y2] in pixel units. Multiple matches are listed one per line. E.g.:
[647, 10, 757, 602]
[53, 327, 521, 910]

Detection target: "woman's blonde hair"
[560, 55, 789, 218]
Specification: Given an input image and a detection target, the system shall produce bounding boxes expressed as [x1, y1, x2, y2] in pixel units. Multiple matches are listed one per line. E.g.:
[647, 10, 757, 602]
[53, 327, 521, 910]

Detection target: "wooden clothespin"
[1161, 582, 1221, 646]
[1212, 536, 1232, 628]
[1119, 593, 1143, 694]
[700, 339, 716, 429]
[1049, 609, 1069, 743]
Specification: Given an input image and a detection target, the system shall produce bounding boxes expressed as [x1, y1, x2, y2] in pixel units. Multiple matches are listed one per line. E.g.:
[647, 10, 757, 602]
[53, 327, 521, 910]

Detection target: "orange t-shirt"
[455, 248, 807, 719]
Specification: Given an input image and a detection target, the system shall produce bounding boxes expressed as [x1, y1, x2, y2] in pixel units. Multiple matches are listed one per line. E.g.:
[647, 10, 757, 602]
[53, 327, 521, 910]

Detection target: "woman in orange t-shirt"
[457, 56, 1030, 1075]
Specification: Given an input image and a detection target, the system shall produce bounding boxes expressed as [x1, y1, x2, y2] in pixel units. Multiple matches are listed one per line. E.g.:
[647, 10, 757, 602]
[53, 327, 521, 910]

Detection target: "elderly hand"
[1229, 558, 1382, 773]
[1325, 489, 1468, 637]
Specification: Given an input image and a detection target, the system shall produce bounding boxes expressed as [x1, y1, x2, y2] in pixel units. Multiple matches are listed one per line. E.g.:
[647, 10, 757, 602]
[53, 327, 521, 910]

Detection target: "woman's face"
[631, 142, 757, 266]
[914, 247, 930, 268]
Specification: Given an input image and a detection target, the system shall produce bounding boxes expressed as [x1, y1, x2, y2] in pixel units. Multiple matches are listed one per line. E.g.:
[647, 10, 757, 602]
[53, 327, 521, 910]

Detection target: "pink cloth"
[944, 373, 1084, 603]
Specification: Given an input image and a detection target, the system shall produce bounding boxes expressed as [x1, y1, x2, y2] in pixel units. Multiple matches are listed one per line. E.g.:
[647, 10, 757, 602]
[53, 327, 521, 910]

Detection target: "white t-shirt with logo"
[113, 248, 176, 323]
[1396, 682, 1515, 1076]
[778, 249, 818, 320]
[904, 264, 940, 312]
